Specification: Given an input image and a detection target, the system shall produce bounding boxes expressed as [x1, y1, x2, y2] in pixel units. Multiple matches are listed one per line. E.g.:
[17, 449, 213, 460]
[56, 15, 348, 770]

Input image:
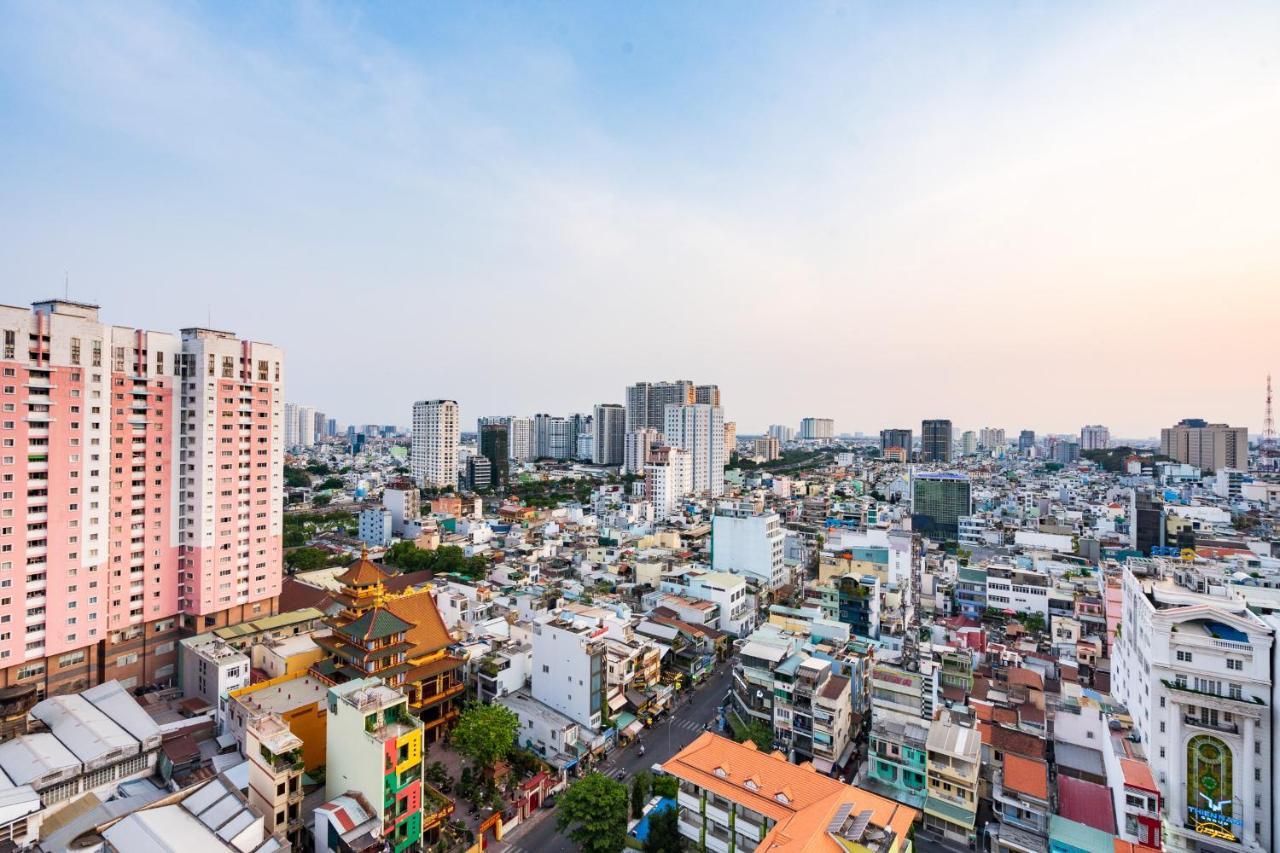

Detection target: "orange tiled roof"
[384, 589, 454, 658]
[336, 552, 389, 587]
[661, 733, 918, 852]
[1002, 753, 1048, 800]
[1119, 757, 1158, 793]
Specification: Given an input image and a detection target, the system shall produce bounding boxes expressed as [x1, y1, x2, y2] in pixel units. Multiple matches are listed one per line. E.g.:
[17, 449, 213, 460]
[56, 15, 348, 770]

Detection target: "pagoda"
[312, 550, 466, 742]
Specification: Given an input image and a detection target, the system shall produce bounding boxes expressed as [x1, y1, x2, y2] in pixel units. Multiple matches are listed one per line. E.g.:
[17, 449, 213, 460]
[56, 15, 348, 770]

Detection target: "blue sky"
[2, 2, 1278, 436]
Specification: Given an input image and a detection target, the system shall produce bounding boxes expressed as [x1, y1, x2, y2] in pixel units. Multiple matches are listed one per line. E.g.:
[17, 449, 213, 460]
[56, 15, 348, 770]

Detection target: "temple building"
[311, 551, 465, 742]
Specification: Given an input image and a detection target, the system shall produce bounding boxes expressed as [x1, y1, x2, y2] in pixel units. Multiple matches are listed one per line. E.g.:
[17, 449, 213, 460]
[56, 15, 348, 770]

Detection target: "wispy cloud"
[1, 1, 1277, 435]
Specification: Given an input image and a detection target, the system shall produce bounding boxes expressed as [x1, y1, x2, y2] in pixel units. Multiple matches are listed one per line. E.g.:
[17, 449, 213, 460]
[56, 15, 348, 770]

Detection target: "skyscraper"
[479, 423, 509, 486]
[625, 380, 695, 432]
[961, 431, 977, 455]
[411, 400, 459, 488]
[921, 419, 953, 462]
[1079, 424, 1110, 451]
[694, 384, 721, 406]
[880, 428, 912, 455]
[768, 424, 795, 442]
[624, 428, 661, 475]
[592, 403, 626, 465]
[0, 299, 284, 695]
[663, 403, 726, 496]
[799, 418, 834, 440]
[508, 416, 534, 462]
[978, 427, 1005, 451]
[1018, 430, 1036, 455]
[1159, 420, 1248, 472]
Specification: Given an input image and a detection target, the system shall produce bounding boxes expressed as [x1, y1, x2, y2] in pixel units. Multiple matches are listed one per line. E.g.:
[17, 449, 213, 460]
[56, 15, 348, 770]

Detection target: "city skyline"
[3, 3, 1278, 435]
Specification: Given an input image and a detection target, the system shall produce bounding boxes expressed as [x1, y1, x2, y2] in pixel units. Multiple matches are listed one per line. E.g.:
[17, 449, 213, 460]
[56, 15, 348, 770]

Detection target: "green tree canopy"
[382, 542, 488, 579]
[284, 466, 311, 488]
[651, 774, 678, 799]
[317, 477, 345, 491]
[643, 804, 682, 853]
[630, 771, 652, 819]
[452, 703, 520, 769]
[285, 547, 335, 572]
[555, 772, 628, 853]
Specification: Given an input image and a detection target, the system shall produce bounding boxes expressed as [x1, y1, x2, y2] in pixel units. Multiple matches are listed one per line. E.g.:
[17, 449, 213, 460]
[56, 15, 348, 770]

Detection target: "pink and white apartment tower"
[0, 299, 284, 699]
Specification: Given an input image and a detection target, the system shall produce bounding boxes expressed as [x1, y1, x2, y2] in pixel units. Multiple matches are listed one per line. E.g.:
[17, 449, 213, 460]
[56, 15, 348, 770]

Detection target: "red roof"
[1057, 775, 1115, 833]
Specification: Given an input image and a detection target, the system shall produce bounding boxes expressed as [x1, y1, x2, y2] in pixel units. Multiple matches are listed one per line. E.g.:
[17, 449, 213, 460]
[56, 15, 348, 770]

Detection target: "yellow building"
[226, 671, 329, 771]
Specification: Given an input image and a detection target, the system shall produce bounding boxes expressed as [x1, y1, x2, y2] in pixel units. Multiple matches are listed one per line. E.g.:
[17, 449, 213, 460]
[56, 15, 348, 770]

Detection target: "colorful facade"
[0, 300, 283, 700]
[326, 678, 452, 853]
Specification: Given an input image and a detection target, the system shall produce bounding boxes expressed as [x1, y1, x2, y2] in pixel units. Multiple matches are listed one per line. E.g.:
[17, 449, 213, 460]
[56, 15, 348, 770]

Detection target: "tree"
[651, 774, 678, 799]
[285, 547, 331, 572]
[630, 772, 652, 819]
[452, 703, 520, 770]
[738, 718, 772, 752]
[318, 477, 345, 491]
[643, 804, 682, 853]
[284, 466, 311, 488]
[555, 773, 628, 853]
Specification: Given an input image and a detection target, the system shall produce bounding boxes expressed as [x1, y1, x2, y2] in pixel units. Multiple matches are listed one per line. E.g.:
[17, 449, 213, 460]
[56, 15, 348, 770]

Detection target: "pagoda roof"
[342, 608, 413, 642]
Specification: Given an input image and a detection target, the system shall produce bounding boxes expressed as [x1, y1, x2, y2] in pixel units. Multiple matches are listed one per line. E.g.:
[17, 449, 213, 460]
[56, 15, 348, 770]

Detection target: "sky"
[1, 2, 1278, 438]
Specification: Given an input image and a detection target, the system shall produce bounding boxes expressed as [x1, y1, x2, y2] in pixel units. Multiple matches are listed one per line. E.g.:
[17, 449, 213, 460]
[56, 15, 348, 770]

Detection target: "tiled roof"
[661, 733, 918, 853]
[1118, 757, 1157, 793]
[384, 589, 454, 657]
[342, 608, 413, 642]
[989, 724, 1045, 759]
[337, 554, 390, 587]
[1002, 753, 1048, 800]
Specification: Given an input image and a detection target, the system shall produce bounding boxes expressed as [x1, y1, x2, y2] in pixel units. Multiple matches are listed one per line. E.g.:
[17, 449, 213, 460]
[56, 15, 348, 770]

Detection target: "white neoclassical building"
[1112, 559, 1273, 853]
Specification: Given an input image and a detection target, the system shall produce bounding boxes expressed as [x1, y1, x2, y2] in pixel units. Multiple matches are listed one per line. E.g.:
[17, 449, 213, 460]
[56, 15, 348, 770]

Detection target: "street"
[498, 661, 736, 853]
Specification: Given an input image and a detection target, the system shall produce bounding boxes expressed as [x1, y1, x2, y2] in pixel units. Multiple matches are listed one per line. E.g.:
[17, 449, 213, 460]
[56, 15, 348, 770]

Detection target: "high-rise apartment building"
[624, 428, 660, 475]
[960, 430, 977, 455]
[663, 403, 725, 496]
[1080, 424, 1110, 450]
[768, 424, 794, 442]
[478, 423, 509, 486]
[694, 384, 720, 406]
[0, 300, 285, 698]
[754, 435, 780, 461]
[1160, 420, 1248, 472]
[644, 446, 692, 520]
[978, 427, 1005, 450]
[591, 403, 625, 466]
[723, 421, 736, 458]
[625, 380, 694, 433]
[880, 428, 912, 455]
[410, 400, 458, 488]
[921, 419, 953, 462]
[799, 417, 834, 440]
[1018, 429, 1036, 455]
[508, 416, 534, 462]
[284, 402, 299, 449]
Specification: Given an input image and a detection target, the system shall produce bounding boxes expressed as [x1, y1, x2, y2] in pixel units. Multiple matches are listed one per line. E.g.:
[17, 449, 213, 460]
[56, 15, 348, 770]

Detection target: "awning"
[615, 712, 638, 731]
[623, 720, 644, 737]
[836, 741, 857, 768]
[215, 733, 237, 751]
[608, 693, 628, 712]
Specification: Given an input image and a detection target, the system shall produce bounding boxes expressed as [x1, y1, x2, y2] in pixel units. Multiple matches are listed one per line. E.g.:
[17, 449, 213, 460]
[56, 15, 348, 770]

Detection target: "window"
[1176, 650, 1192, 662]
[1226, 659, 1243, 671]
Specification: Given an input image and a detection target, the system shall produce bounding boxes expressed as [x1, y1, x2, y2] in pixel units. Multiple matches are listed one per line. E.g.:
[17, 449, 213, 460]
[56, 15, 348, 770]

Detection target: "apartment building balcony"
[1162, 679, 1266, 708]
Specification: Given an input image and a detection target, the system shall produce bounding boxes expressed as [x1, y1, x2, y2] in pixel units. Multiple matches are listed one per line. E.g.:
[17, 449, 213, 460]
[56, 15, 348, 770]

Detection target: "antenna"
[64, 271, 69, 300]
[1263, 374, 1277, 458]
